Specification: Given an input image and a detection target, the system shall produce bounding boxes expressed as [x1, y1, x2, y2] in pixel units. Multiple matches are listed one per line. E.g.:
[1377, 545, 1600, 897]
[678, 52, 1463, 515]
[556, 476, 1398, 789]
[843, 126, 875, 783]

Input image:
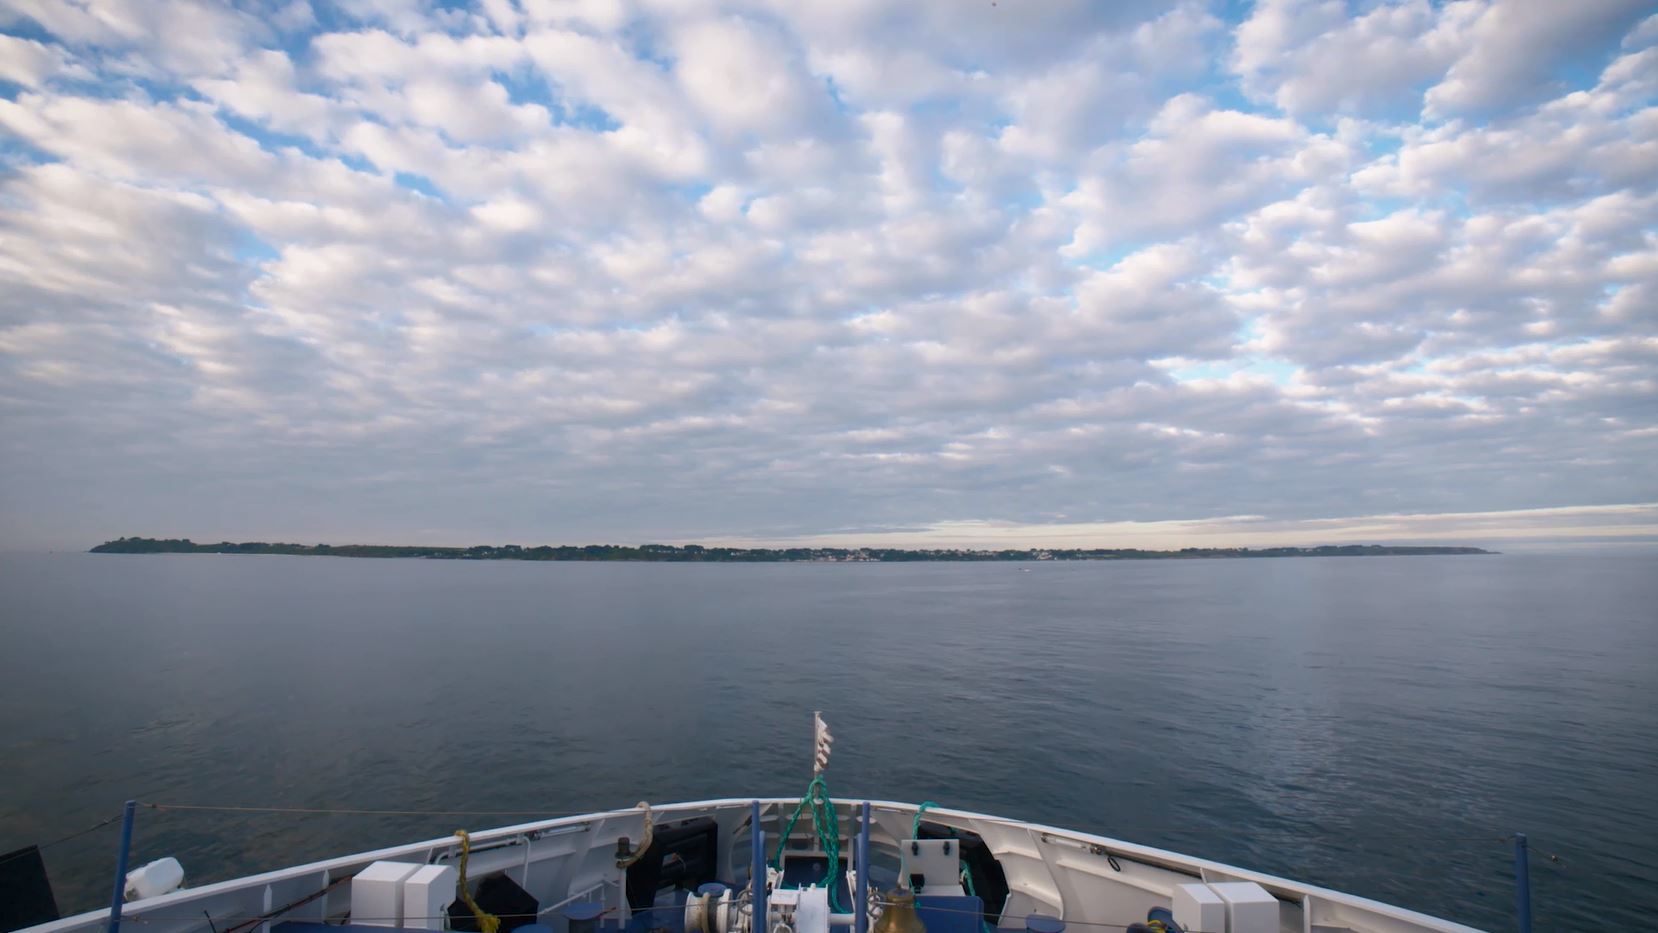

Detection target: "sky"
[0, 0, 1655, 551]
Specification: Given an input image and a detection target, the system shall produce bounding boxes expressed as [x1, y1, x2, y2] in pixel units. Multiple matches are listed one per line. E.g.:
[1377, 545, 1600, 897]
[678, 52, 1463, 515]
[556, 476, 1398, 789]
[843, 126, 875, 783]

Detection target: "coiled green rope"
[771, 774, 845, 912]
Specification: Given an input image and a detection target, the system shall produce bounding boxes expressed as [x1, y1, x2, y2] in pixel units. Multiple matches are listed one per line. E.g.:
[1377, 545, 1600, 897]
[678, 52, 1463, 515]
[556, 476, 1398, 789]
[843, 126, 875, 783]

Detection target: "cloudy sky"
[1, 0, 1655, 551]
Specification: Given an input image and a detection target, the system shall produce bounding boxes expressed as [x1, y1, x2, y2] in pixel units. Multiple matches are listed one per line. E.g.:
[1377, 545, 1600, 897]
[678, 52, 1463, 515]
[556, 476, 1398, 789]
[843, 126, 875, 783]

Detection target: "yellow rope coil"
[454, 830, 501, 933]
[615, 802, 654, 869]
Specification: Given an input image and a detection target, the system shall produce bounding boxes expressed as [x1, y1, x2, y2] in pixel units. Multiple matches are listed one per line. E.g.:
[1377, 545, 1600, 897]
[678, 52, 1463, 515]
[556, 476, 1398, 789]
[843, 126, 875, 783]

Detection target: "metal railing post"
[1513, 833, 1531, 933]
[855, 802, 871, 933]
[752, 801, 767, 932]
[107, 801, 137, 933]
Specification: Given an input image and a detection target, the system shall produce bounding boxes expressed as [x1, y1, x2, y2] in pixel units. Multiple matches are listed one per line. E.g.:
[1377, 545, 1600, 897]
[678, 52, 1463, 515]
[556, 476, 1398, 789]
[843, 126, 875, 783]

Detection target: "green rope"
[774, 786, 815, 868]
[912, 801, 938, 839]
[771, 774, 846, 913]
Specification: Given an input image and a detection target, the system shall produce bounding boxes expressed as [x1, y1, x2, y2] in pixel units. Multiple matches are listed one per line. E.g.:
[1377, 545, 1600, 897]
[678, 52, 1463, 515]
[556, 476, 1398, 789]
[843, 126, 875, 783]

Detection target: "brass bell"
[873, 890, 927, 933]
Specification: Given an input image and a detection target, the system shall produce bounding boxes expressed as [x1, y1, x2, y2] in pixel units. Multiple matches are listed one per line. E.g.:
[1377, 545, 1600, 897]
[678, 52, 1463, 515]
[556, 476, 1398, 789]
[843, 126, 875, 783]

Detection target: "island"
[90, 537, 1494, 561]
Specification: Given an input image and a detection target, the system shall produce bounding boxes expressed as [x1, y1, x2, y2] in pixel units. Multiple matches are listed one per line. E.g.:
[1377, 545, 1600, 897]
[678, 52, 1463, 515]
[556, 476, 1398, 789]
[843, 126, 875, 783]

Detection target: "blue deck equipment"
[565, 901, 604, 933]
[915, 896, 984, 933]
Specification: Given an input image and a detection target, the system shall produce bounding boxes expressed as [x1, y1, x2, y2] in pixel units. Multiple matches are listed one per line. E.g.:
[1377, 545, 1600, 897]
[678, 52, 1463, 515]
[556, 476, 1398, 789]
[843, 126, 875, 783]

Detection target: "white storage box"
[402, 864, 458, 931]
[1172, 883, 1227, 933]
[351, 861, 423, 928]
[898, 839, 967, 895]
[1209, 882, 1278, 933]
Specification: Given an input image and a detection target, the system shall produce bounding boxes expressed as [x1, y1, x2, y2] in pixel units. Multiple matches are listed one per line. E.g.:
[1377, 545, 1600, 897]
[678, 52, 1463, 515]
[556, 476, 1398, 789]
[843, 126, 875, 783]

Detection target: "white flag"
[813, 711, 833, 774]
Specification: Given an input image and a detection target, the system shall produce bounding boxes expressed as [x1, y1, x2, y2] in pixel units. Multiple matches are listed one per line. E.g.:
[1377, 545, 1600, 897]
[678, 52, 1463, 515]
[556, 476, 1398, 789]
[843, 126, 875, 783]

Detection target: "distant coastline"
[90, 537, 1496, 562]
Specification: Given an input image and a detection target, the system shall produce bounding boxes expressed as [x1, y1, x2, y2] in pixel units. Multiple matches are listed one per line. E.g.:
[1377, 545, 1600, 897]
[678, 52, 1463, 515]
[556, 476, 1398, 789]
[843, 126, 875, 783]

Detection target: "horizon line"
[88, 535, 1499, 553]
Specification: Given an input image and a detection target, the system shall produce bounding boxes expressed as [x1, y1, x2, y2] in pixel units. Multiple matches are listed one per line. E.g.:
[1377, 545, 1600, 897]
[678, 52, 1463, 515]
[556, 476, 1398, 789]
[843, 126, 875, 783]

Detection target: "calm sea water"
[1, 552, 1654, 931]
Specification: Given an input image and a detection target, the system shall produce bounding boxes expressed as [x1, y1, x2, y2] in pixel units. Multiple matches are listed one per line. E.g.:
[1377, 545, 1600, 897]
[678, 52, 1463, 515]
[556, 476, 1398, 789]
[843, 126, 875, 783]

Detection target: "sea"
[1, 551, 1654, 931]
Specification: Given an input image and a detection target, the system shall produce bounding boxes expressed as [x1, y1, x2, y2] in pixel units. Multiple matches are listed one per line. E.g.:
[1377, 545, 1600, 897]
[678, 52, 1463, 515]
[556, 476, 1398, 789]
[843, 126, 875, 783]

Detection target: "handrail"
[36, 798, 1483, 933]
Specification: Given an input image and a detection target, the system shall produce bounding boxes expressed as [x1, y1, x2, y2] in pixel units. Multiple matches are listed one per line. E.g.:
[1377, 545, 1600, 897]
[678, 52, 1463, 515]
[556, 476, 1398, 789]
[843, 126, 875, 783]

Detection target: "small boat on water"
[13, 719, 1501, 933]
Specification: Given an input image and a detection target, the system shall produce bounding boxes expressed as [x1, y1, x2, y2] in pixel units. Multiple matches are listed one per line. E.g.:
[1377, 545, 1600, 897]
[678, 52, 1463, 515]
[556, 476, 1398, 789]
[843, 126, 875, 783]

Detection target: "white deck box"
[350, 861, 423, 928]
[1173, 882, 1227, 933]
[1209, 882, 1278, 933]
[402, 864, 458, 931]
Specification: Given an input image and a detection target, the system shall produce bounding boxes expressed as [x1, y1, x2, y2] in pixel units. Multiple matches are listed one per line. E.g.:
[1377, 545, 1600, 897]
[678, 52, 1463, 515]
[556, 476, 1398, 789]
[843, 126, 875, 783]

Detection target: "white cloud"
[764, 503, 1658, 550]
[0, 0, 264, 76]
[521, 29, 709, 175]
[1425, 0, 1651, 117]
[0, 33, 82, 86]
[0, 93, 284, 197]
[0, 1, 1654, 549]
[1232, 0, 1652, 121]
[671, 16, 829, 138]
[1233, 0, 1472, 116]
[1061, 95, 1344, 255]
[192, 49, 344, 139]
[471, 196, 542, 232]
[1356, 48, 1658, 203]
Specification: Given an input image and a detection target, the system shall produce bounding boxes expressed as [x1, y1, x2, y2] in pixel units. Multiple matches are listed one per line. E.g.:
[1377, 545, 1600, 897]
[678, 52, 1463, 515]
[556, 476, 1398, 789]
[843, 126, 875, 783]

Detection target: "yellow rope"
[615, 801, 654, 869]
[453, 830, 500, 933]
